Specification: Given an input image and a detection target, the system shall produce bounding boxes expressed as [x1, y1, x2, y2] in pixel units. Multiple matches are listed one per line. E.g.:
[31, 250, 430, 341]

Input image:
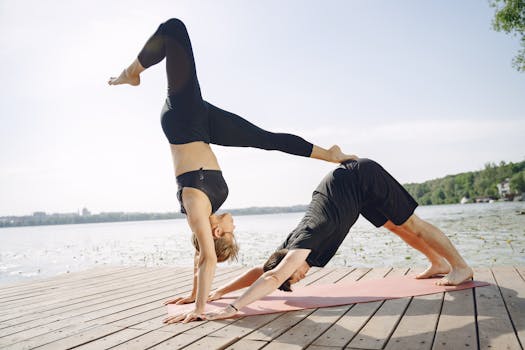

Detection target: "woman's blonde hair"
[191, 232, 239, 262]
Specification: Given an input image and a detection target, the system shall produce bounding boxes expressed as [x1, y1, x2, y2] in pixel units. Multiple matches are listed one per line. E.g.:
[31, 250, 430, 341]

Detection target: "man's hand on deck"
[207, 290, 223, 301]
[204, 305, 237, 320]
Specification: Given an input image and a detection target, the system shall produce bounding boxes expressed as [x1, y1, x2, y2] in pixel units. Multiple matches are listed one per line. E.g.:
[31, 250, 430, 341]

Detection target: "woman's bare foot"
[108, 68, 140, 86]
[416, 260, 451, 279]
[436, 266, 474, 286]
[328, 145, 358, 163]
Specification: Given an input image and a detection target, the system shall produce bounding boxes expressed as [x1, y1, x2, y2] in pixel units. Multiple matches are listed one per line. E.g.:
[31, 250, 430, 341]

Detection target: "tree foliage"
[490, 0, 525, 72]
[404, 160, 525, 205]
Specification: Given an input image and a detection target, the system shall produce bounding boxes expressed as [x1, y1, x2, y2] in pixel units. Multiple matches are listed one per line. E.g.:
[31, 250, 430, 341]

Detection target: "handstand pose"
[182, 158, 474, 323]
[108, 18, 354, 323]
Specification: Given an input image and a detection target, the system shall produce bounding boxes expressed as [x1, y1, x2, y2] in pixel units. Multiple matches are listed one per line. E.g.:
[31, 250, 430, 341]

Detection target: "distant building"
[460, 197, 470, 204]
[475, 197, 493, 203]
[82, 207, 91, 216]
[497, 178, 511, 198]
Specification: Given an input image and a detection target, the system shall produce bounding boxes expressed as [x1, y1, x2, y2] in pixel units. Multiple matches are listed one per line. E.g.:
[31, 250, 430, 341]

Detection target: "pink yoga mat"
[167, 275, 489, 317]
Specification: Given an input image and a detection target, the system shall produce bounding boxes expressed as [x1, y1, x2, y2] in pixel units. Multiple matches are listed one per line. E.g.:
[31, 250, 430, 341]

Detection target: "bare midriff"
[170, 141, 221, 177]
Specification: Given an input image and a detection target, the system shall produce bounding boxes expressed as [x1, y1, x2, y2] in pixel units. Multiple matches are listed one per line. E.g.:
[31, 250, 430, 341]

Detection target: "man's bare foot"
[328, 145, 358, 163]
[436, 266, 474, 286]
[108, 68, 140, 86]
[416, 260, 451, 279]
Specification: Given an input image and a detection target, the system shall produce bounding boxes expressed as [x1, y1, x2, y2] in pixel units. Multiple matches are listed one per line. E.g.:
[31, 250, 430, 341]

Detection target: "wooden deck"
[0, 266, 523, 350]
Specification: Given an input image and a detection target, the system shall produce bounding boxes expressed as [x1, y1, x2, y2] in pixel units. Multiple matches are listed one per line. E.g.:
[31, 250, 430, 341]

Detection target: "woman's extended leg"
[207, 102, 355, 163]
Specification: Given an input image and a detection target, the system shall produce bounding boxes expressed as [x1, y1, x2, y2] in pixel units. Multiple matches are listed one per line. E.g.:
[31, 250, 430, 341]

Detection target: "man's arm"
[205, 249, 311, 320]
[210, 266, 265, 300]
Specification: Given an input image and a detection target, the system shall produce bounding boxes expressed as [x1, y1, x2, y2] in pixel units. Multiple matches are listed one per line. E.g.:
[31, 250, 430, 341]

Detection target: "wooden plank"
[0, 266, 128, 294]
[0, 268, 181, 324]
[491, 266, 525, 348]
[344, 268, 411, 349]
[0, 269, 193, 336]
[208, 313, 285, 339]
[0, 267, 148, 303]
[103, 268, 249, 331]
[515, 266, 525, 281]
[383, 293, 442, 350]
[146, 333, 206, 350]
[475, 267, 522, 350]
[4, 268, 243, 350]
[179, 268, 334, 343]
[262, 268, 377, 350]
[1, 324, 127, 350]
[0, 268, 188, 325]
[207, 268, 358, 343]
[108, 330, 185, 350]
[0, 267, 179, 303]
[239, 267, 341, 342]
[224, 339, 268, 349]
[0, 268, 243, 349]
[176, 336, 242, 350]
[432, 288, 476, 349]
[310, 267, 391, 348]
[264, 305, 350, 350]
[74, 328, 154, 350]
[94, 268, 246, 326]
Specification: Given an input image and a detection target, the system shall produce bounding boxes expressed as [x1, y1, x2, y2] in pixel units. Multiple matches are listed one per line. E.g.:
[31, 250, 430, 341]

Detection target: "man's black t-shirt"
[277, 159, 418, 267]
[277, 162, 361, 267]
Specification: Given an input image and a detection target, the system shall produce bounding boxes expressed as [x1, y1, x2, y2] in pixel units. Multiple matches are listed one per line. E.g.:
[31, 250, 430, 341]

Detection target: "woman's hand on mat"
[203, 305, 237, 320]
[163, 309, 204, 324]
[163, 295, 195, 305]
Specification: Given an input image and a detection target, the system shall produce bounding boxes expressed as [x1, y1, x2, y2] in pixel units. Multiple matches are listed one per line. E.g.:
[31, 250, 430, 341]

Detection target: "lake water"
[1, 202, 524, 285]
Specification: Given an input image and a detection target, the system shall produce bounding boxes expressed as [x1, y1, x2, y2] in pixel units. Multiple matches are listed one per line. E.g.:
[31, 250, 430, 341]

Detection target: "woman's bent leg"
[137, 18, 201, 97]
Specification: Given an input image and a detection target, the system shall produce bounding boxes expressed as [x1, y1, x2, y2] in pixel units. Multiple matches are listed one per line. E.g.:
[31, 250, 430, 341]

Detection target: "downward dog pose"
[109, 18, 354, 323]
[190, 158, 473, 322]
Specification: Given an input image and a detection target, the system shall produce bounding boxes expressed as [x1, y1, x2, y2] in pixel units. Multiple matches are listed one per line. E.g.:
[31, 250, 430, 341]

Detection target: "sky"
[0, 0, 524, 216]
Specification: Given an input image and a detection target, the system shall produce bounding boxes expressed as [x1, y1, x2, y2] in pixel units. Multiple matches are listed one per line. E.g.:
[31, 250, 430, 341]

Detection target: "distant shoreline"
[0, 205, 309, 229]
[2, 201, 524, 229]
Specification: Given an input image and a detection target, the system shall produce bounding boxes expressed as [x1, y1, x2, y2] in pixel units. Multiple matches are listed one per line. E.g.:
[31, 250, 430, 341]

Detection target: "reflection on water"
[1, 202, 524, 285]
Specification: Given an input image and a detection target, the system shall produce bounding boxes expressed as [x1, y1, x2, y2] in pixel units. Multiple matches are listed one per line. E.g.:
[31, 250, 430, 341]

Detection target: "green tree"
[510, 171, 525, 192]
[490, 0, 525, 72]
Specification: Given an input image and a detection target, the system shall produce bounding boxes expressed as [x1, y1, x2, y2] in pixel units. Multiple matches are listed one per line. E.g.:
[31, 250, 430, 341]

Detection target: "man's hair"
[263, 249, 292, 292]
[191, 232, 239, 263]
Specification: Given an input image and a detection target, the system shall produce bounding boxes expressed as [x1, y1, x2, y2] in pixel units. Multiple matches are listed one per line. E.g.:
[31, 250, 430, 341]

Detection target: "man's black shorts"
[343, 159, 419, 227]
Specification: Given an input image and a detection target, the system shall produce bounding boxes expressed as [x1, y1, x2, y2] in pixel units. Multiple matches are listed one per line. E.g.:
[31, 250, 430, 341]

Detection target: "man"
[164, 158, 473, 323]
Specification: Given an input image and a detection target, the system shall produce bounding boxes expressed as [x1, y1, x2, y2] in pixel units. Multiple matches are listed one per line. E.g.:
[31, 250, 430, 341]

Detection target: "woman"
[109, 18, 354, 323]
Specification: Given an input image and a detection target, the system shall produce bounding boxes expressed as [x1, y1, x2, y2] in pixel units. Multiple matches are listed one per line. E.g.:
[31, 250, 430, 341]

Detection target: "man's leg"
[356, 159, 472, 285]
[400, 214, 473, 285]
[383, 220, 450, 278]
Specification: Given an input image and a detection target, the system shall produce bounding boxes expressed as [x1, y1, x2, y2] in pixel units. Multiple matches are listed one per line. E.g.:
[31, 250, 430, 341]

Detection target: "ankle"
[451, 262, 470, 270]
[125, 67, 138, 80]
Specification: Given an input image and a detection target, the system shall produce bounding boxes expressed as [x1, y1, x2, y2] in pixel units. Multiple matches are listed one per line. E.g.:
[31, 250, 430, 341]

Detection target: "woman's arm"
[205, 249, 311, 320]
[164, 251, 199, 305]
[163, 188, 217, 323]
[210, 266, 265, 300]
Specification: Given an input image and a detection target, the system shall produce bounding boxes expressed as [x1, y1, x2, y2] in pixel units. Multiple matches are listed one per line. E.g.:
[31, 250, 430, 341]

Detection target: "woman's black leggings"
[137, 18, 313, 157]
